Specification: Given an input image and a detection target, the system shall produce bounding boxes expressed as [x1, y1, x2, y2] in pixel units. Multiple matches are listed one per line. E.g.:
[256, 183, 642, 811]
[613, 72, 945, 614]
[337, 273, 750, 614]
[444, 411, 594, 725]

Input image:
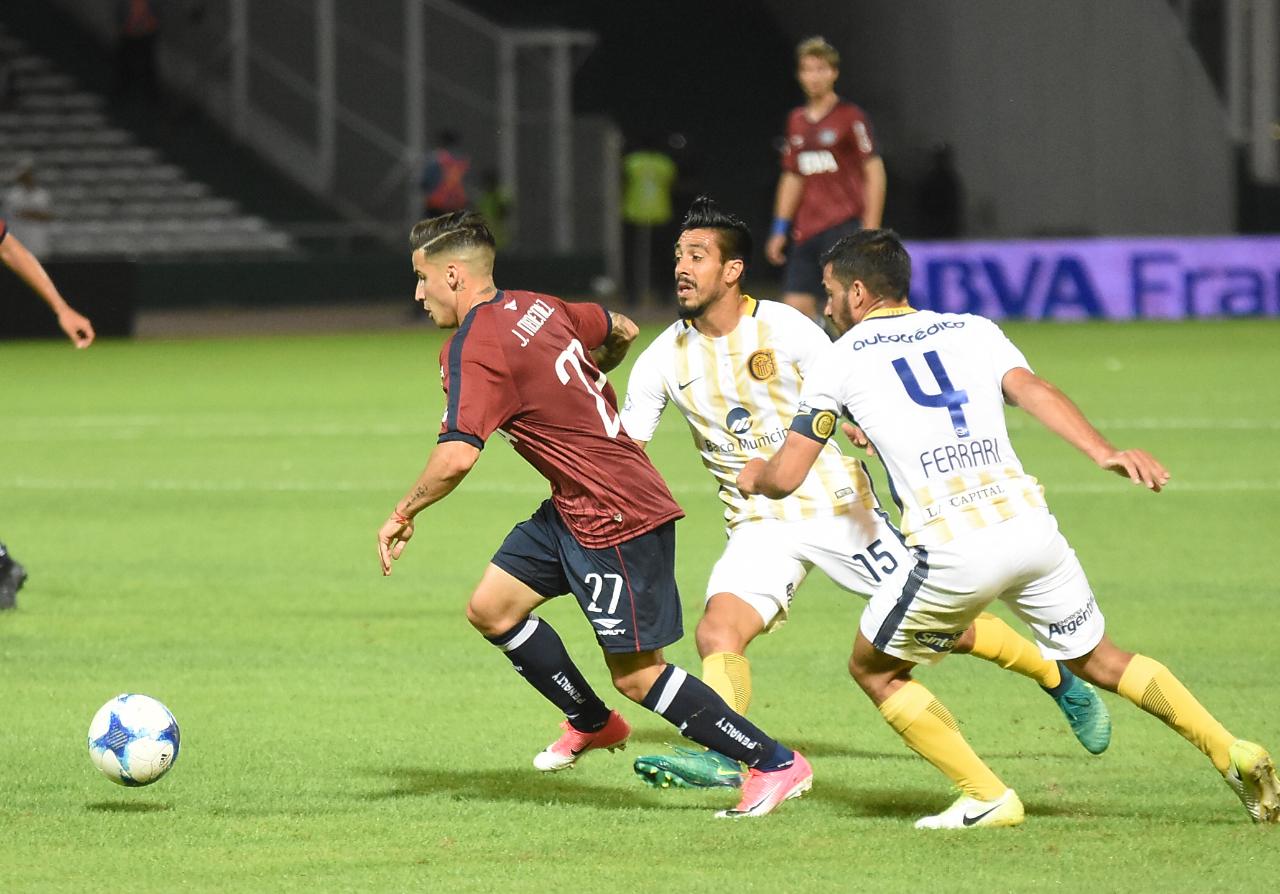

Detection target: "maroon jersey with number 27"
[437, 290, 683, 549]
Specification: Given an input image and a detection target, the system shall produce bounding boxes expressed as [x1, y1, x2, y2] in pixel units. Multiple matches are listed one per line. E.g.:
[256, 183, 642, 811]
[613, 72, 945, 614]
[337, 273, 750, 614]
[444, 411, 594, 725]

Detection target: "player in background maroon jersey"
[376, 212, 812, 818]
[0, 219, 95, 610]
[766, 37, 886, 328]
[0, 219, 94, 348]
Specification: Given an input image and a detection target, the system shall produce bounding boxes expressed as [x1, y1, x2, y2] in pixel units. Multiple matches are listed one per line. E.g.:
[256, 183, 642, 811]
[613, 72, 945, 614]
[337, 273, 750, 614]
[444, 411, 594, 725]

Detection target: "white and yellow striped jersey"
[622, 296, 877, 530]
[797, 307, 1047, 548]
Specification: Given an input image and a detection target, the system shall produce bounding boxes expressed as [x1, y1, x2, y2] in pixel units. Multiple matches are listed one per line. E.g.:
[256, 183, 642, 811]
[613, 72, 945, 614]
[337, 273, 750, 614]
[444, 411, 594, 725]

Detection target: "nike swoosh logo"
[677, 378, 700, 390]
[962, 804, 1002, 826]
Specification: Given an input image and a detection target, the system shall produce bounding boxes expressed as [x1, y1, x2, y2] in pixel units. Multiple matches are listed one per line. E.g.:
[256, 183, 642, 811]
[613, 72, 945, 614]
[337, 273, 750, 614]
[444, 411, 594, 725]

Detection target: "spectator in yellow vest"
[623, 141, 677, 306]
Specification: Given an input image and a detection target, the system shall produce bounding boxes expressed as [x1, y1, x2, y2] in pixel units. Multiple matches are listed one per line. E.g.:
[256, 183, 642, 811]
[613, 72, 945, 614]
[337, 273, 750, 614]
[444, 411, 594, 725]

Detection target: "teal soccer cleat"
[634, 746, 745, 789]
[1043, 662, 1111, 755]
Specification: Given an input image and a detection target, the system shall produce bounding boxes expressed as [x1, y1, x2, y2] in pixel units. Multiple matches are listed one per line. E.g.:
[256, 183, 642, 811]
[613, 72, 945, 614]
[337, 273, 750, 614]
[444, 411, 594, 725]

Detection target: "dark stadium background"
[0, 1, 1275, 335]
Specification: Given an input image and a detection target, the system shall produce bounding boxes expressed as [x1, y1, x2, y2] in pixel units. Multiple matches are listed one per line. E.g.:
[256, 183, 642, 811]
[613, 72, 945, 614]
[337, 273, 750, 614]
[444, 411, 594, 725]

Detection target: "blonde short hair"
[796, 36, 839, 68]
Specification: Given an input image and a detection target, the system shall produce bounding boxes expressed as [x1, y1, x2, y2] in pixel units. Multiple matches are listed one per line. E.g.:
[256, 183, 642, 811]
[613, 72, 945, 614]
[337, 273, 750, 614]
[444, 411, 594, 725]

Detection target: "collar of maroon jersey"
[803, 95, 845, 125]
[462, 289, 506, 322]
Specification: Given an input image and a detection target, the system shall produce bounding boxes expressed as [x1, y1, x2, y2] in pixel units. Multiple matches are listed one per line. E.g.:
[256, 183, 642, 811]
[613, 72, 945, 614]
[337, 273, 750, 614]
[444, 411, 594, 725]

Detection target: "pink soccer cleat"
[533, 710, 631, 771]
[715, 751, 813, 818]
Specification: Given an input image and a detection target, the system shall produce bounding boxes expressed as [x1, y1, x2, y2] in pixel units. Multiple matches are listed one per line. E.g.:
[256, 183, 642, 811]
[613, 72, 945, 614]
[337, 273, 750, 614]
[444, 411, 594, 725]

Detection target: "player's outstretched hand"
[378, 511, 415, 575]
[1098, 449, 1169, 492]
[737, 457, 767, 495]
[58, 307, 95, 348]
[841, 422, 876, 457]
[764, 234, 787, 266]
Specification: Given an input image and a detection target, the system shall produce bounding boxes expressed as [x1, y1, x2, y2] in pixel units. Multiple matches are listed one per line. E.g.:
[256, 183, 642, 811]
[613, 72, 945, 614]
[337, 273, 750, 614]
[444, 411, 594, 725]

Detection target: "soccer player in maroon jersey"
[765, 36, 885, 327]
[376, 212, 812, 817]
[0, 219, 94, 348]
[0, 218, 95, 609]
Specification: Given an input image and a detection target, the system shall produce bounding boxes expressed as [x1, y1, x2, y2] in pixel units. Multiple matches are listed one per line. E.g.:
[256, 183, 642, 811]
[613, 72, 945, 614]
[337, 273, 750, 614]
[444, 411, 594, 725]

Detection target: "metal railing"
[44, 0, 624, 268]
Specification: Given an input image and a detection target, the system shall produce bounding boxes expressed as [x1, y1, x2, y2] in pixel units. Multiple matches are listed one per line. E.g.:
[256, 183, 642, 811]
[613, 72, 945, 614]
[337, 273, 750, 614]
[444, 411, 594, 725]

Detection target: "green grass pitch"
[2, 319, 1278, 891]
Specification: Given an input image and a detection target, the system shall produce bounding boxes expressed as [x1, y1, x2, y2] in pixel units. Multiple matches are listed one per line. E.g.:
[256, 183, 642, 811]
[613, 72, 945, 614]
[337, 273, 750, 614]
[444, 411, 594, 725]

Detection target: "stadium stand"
[0, 21, 294, 259]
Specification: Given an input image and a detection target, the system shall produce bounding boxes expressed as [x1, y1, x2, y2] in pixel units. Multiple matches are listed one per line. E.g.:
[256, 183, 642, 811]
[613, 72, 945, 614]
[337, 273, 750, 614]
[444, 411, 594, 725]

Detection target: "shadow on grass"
[625, 726, 915, 761]
[369, 766, 709, 812]
[368, 766, 1214, 823]
[85, 801, 173, 813]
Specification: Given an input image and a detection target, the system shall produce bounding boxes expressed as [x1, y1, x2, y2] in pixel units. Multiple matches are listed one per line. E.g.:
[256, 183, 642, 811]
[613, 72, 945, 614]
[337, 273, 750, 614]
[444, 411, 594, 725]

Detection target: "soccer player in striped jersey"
[739, 228, 1279, 828]
[622, 198, 1110, 790]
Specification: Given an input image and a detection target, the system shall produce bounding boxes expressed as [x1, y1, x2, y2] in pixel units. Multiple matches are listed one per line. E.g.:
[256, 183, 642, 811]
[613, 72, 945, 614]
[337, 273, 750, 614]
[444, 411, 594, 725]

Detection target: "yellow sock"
[702, 651, 752, 715]
[1117, 654, 1235, 773]
[878, 680, 1006, 800]
[969, 612, 1060, 689]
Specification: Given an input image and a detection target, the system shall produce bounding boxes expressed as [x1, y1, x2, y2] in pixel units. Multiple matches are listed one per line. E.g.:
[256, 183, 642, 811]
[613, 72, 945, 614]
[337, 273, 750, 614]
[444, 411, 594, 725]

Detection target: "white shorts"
[704, 510, 916, 631]
[859, 508, 1105, 665]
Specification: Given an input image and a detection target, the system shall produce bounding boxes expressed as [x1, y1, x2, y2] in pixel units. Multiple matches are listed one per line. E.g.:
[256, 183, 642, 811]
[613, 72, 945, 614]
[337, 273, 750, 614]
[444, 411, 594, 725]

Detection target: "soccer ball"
[87, 694, 181, 786]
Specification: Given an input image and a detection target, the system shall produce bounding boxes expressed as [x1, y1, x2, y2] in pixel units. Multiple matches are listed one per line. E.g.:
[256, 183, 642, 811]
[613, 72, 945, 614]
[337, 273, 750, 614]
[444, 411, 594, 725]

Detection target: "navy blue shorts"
[783, 218, 863, 298]
[491, 500, 683, 653]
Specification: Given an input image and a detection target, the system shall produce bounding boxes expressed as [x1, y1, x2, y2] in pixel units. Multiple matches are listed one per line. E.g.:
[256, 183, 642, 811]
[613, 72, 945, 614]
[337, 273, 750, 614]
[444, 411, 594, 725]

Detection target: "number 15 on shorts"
[852, 539, 899, 583]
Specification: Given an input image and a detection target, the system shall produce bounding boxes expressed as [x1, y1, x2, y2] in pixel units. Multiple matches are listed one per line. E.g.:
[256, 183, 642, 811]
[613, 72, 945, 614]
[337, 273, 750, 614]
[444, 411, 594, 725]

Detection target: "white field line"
[1, 475, 1278, 497]
[2, 414, 1278, 444]
[1006, 417, 1280, 432]
[0, 419, 435, 442]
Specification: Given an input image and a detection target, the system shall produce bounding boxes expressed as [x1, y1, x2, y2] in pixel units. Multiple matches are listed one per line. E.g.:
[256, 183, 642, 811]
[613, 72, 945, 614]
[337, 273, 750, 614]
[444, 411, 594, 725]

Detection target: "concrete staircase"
[0, 23, 294, 259]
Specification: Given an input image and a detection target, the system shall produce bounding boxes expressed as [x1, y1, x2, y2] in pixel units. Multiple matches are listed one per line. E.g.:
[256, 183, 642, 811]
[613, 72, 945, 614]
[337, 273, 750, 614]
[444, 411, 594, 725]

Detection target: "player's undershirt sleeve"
[789, 345, 845, 444]
[619, 343, 667, 443]
[0, 219, 7, 244]
[439, 326, 519, 449]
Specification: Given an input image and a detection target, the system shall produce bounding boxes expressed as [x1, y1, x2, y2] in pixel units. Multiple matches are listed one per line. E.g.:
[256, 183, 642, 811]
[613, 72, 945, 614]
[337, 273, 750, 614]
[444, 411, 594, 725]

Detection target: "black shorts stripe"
[613, 544, 642, 652]
[873, 508, 908, 547]
[873, 547, 930, 652]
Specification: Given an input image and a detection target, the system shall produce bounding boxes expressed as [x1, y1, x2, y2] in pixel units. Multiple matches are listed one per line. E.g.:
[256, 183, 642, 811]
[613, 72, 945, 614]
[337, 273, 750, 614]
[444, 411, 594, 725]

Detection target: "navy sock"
[1042, 661, 1077, 699]
[486, 616, 611, 732]
[640, 664, 793, 770]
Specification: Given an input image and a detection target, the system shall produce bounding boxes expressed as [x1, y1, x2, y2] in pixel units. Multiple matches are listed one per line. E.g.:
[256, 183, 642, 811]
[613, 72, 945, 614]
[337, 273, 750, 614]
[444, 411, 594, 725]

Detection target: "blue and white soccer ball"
[87, 694, 181, 786]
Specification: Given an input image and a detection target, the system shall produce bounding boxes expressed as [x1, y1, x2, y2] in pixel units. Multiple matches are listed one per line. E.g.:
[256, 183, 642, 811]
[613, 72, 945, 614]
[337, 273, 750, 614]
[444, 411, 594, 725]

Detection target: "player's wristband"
[789, 409, 838, 443]
[770, 217, 791, 239]
[392, 510, 413, 526]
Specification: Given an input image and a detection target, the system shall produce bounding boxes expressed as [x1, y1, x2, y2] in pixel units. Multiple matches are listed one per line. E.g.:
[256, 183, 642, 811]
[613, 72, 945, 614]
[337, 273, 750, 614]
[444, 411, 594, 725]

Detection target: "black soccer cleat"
[0, 558, 27, 610]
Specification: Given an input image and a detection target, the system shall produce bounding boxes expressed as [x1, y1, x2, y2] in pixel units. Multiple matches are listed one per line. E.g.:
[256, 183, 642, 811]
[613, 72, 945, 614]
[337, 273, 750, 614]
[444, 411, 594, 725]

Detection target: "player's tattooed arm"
[591, 311, 639, 373]
[378, 440, 481, 575]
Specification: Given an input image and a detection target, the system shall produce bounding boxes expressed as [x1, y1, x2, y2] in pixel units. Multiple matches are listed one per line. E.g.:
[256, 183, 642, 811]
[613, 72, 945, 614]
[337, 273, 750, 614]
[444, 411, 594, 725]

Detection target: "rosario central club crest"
[747, 349, 777, 381]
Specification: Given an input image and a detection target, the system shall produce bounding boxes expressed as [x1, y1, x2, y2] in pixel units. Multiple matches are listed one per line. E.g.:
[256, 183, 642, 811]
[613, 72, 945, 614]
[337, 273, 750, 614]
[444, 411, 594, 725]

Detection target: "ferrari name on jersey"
[795, 308, 1049, 548]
